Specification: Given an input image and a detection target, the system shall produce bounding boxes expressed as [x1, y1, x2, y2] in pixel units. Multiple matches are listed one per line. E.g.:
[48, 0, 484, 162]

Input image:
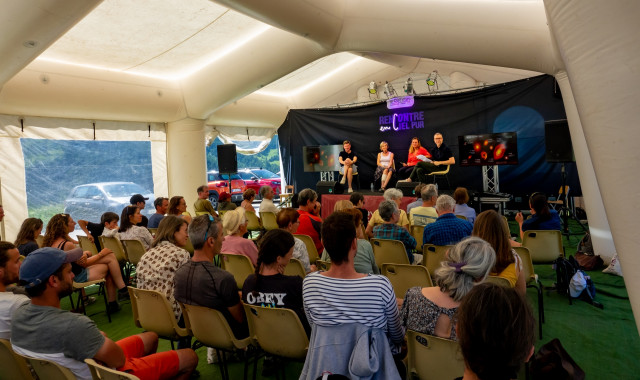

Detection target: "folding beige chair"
[24, 356, 76, 380]
[85, 358, 140, 379]
[422, 244, 454, 280]
[70, 278, 111, 322]
[121, 239, 146, 266]
[220, 253, 255, 289]
[181, 302, 253, 380]
[293, 234, 319, 265]
[522, 230, 564, 263]
[316, 259, 331, 271]
[244, 303, 309, 378]
[486, 275, 512, 288]
[283, 258, 306, 278]
[370, 238, 410, 270]
[279, 185, 294, 208]
[455, 214, 468, 220]
[0, 338, 34, 380]
[259, 211, 278, 231]
[127, 287, 189, 349]
[381, 263, 433, 299]
[78, 235, 99, 256]
[514, 246, 545, 338]
[429, 165, 451, 189]
[410, 225, 424, 250]
[99, 236, 128, 262]
[406, 329, 464, 380]
[245, 211, 262, 239]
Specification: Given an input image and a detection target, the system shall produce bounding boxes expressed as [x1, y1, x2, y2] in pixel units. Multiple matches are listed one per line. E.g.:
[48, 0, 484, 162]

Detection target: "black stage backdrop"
[278, 75, 580, 199]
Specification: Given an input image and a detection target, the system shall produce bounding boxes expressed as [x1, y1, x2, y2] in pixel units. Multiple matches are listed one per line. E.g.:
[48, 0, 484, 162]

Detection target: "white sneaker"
[340, 176, 346, 184]
[398, 178, 411, 183]
[348, 188, 353, 193]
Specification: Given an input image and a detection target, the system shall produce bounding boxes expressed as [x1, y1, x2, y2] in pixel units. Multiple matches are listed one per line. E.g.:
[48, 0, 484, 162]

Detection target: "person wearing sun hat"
[11, 246, 198, 380]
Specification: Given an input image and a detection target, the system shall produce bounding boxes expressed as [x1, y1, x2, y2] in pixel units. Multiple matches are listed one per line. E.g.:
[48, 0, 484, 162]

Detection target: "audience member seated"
[168, 196, 193, 224]
[78, 212, 119, 251]
[373, 200, 419, 264]
[129, 194, 149, 227]
[174, 215, 249, 340]
[320, 208, 379, 274]
[12, 247, 198, 380]
[375, 141, 395, 191]
[366, 188, 410, 238]
[333, 199, 354, 212]
[0, 242, 29, 339]
[241, 189, 257, 213]
[277, 208, 314, 273]
[258, 185, 278, 214]
[349, 192, 369, 226]
[148, 197, 168, 228]
[515, 192, 562, 240]
[297, 189, 324, 254]
[406, 183, 426, 216]
[242, 229, 311, 335]
[423, 195, 473, 246]
[473, 210, 526, 295]
[409, 184, 438, 226]
[194, 185, 218, 217]
[217, 192, 237, 211]
[301, 212, 404, 379]
[400, 237, 495, 340]
[136, 216, 191, 325]
[221, 208, 259, 266]
[453, 187, 477, 223]
[14, 218, 43, 257]
[456, 282, 535, 380]
[119, 206, 154, 250]
[44, 213, 126, 312]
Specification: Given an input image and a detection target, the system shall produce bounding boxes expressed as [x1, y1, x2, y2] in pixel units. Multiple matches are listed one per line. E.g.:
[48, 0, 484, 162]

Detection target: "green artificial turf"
[69, 219, 639, 379]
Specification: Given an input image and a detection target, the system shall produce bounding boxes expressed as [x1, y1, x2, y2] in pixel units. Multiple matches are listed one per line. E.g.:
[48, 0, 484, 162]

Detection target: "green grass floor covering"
[69, 219, 638, 379]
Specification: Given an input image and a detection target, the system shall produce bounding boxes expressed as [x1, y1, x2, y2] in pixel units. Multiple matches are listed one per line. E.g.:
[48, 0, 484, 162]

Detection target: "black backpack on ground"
[554, 256, 603, 309]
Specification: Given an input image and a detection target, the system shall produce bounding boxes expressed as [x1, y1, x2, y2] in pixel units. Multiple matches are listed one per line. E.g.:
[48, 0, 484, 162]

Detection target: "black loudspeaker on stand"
[217, 144, 238, 173]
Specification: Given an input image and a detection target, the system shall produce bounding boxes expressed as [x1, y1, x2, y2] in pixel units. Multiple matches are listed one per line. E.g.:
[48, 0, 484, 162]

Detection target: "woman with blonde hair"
[400, 237, 496, 340]
[168, 196, 192, 223]
[241, 188, 257, 213]
[44, 213, 127, 312]
[375, 141, 395, 191]
[473, 210, 526, 295]
[221, 208, 258, 266]
[277, 208, 314, 272]
[333, 199, 354, 212]
[397, 137, 430, 179]
[14, 217, 43, 256]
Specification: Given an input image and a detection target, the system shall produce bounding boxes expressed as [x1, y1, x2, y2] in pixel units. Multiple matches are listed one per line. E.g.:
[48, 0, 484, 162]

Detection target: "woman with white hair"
[365, 188, 410, 238]
[374, 141, 395, 192]
[399, 237, 496, 340]
[220, 208, 258, 266]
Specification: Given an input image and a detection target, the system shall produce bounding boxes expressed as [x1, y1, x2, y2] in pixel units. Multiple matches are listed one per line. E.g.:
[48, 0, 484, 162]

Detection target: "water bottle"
[370, 183, 375, 192]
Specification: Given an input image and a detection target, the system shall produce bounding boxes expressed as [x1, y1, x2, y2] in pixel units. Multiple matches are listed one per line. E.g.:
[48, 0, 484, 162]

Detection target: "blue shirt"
[422, 213, 473, 246]
[453, 203, 477, 224]
[406, 199, 423, 216]
[522, 209, 562, 232]
[147, 213, 164, 228]
[373, 223, 416, 263]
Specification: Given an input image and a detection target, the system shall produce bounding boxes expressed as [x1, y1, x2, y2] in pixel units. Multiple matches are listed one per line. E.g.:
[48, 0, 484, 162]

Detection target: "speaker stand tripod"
[557, 163, 587, 240]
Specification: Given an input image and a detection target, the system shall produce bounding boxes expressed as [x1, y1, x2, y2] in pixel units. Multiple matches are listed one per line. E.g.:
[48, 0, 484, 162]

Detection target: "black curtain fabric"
[278, 75, 580, 198]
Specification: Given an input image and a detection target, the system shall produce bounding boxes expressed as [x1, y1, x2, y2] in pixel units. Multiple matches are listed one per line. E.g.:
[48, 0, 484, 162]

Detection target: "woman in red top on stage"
[397, 137, 431, 179]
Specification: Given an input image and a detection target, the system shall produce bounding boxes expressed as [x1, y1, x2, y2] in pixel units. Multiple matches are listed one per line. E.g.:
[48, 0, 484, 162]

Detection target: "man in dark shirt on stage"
[401, 133, 455, 184]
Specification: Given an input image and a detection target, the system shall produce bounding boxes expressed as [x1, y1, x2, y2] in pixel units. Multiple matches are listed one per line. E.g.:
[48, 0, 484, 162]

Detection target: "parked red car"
[207, 171, 246, 209]
[238, 168, 281, 199]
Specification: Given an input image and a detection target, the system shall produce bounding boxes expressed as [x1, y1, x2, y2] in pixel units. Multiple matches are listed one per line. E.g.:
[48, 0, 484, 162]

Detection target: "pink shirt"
[220, 235, 258, 266]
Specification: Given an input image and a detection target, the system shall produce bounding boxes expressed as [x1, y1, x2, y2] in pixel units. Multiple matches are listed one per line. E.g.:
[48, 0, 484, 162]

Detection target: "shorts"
[116, 335, 180, 380]
[339, 164, 358, 175]
[74, 267, 88, 283]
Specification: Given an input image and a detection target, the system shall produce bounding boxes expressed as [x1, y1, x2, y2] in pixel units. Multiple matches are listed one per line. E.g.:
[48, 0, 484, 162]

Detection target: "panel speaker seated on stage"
[400, 133, 455, 184]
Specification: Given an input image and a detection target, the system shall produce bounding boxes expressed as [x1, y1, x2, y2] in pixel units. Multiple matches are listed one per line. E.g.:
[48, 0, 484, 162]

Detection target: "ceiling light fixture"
[369, 81, 377, 95]
[403, 78, 414, 95]
[426, 70, 438, 91]
[384, 81, 397, 99]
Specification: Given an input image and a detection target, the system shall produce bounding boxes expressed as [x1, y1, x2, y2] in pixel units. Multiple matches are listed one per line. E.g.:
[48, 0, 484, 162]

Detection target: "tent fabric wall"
[0, 114, 167, 240]
[544, 0, 640, 328]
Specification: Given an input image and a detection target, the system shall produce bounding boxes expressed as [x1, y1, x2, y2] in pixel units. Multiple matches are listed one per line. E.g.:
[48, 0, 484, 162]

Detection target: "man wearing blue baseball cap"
[11, 247, 198, 380]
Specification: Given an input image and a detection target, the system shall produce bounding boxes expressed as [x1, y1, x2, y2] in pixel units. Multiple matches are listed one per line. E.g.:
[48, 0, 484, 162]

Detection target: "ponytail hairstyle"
[434, 237, 496, 302]
[119, 206, 138, 232]
[529, 192, 551, 219]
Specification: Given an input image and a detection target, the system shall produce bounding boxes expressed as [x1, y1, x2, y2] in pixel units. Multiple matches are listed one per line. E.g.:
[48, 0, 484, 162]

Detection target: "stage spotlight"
[384, 81, 397, 98]
[426, 71, 438, 91]
[368, 81, 377, 94]
[403, 78, 415, 95]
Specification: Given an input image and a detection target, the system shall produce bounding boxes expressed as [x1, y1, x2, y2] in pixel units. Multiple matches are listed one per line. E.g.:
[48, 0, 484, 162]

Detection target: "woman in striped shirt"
[302, 212, 404, 353]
